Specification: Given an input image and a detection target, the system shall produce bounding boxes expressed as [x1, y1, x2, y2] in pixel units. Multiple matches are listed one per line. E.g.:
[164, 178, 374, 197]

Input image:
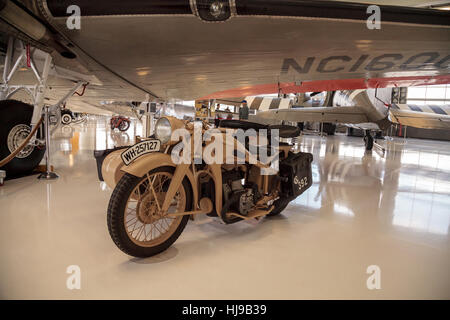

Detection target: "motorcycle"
[98, 117, 313, 257]
[110, 115, 131, 132]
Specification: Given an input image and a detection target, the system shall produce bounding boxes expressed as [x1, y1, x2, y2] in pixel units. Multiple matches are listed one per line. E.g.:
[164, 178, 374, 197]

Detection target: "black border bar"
[46, 0, 192, 17]
[236, 0, 450, 26]
[44, 0, 450, 26]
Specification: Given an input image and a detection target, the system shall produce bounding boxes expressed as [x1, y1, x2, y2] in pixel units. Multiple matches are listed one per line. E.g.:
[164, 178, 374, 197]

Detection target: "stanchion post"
[38, 105, 59, 180]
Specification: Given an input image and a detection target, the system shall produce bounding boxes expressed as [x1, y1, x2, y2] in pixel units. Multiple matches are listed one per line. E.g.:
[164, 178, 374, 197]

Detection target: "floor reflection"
[293, 135, 450, 236]
[1, 118, 449, 299]
[50, 118, 450, 236]
[51, 115, 143, 169]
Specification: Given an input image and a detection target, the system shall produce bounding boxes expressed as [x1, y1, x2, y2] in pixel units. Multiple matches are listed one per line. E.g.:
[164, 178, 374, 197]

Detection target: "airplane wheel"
[61, 113, 72, 125]
[364, 133, 374, 151]
[322, 123, 336, 135]
[0, 100, 45, 178]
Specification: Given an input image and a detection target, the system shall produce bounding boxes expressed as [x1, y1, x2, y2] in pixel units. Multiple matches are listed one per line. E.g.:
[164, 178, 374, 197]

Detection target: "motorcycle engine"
[222, 169, 257, 216]
[238, 189, 254, 216]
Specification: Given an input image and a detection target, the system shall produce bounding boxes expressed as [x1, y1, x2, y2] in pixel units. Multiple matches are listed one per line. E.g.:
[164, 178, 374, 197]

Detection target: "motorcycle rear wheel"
[266, 199, 289, 217]
[107, 167, 192, 257]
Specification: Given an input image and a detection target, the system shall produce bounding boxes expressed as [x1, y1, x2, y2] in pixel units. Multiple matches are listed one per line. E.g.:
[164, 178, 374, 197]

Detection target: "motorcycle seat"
[268, 125, 301, 138]
[219, 120, 300, 138]
[219, 120, 267, 130]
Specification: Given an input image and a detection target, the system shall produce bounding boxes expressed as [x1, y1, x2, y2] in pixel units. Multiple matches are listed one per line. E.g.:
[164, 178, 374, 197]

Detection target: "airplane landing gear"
[0, 37, 88, 179]
[363, 130, 374, 151]
[0, 100, 45, 177]
[61, 111, 73, 125]
[322, 123, 336, 136]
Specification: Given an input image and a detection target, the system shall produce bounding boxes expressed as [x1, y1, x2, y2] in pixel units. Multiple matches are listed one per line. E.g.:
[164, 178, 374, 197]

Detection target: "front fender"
[121, 152, 173, 177]
[120, 152, 198, 207]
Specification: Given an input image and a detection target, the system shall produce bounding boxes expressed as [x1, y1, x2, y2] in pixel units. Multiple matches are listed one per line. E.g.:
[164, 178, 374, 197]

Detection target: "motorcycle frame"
[117, 124, 292, 222]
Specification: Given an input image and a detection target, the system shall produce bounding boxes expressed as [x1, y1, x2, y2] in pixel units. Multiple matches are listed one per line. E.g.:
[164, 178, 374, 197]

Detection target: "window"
[181, 100, 195, 107]
[407, 84, 450, 105]
[216, 104, 234, 112]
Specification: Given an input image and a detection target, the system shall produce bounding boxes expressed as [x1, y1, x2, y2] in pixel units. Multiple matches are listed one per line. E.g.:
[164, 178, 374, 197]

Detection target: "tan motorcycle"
[97, 117, 313, 257]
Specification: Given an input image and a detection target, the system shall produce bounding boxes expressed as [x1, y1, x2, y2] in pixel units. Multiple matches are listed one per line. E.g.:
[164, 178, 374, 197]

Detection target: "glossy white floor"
[0, 117, 449, 299]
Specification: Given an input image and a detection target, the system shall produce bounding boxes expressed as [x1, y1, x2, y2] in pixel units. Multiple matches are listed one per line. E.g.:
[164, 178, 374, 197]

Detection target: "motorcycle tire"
[266, 199, 289, 217]
[107, 167, 192, 257]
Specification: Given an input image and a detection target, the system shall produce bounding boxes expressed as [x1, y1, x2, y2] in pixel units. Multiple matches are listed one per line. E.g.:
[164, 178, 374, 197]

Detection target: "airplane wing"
[1, 0, 450, 104]
[256, 103, 450, 130]
[255, 106, 369, 124]
[389, 108, 450, 130]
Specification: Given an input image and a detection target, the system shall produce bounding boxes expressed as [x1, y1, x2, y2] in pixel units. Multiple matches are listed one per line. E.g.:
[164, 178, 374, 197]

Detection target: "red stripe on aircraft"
[199, 75, 450, 99]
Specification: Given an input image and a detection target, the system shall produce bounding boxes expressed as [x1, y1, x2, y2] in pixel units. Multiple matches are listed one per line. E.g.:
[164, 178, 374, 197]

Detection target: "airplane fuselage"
[333, 89, 391, 130]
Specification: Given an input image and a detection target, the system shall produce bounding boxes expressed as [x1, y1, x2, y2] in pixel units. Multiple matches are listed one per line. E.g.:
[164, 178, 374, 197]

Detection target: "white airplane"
[0, 0, 449, 177]
[248, 89, 450, 150]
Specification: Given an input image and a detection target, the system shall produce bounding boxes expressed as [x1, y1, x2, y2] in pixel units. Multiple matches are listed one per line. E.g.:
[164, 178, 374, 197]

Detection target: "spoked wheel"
[107, 167, 192, 257]
[118, 119, 130, 131]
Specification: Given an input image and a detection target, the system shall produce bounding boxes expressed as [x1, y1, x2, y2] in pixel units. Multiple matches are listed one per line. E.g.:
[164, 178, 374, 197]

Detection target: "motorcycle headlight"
[155, 117, 172, 144]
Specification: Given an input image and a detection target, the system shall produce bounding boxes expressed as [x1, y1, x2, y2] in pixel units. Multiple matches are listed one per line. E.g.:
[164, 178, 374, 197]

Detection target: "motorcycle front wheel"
[107, 167, 192, 257]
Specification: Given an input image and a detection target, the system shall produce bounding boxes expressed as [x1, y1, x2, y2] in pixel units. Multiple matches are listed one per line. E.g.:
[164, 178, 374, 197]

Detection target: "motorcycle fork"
[161, 163, 190, 213]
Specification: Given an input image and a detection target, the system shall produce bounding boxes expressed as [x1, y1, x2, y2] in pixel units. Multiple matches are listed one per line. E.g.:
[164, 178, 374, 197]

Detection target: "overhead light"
[430, 3, 450, 10]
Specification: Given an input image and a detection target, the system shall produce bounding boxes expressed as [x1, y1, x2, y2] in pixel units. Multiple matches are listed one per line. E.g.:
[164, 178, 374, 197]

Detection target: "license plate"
[121, 139, 161, 165]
